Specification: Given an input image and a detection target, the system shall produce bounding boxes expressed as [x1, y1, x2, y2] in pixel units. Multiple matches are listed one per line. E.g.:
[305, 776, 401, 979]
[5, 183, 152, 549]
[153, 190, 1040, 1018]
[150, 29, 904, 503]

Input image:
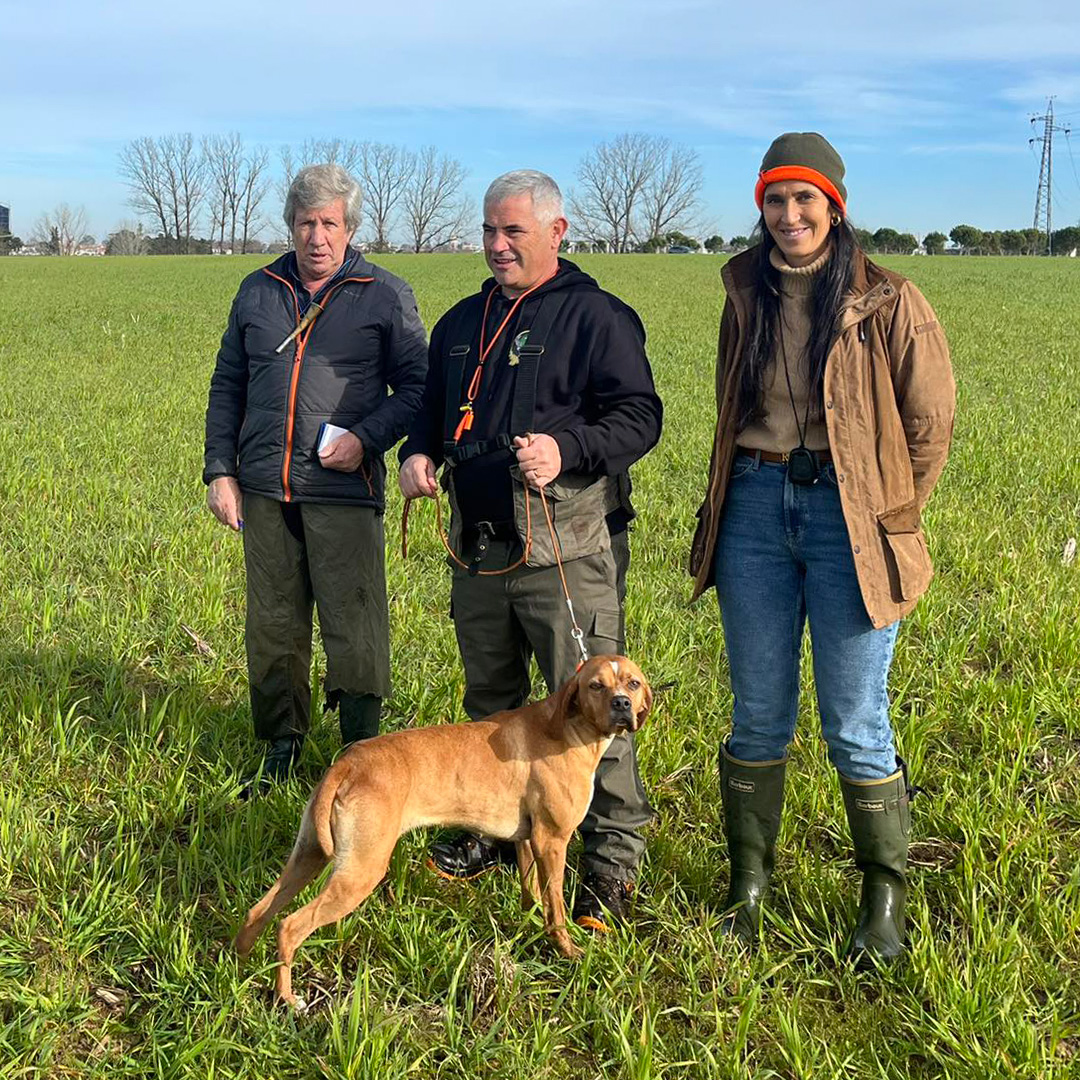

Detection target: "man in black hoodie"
[399, 170, 662, 931]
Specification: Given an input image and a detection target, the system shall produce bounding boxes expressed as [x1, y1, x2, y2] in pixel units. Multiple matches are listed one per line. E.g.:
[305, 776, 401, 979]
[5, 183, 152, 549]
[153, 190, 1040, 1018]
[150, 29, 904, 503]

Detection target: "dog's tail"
[308, 768, 347, 861]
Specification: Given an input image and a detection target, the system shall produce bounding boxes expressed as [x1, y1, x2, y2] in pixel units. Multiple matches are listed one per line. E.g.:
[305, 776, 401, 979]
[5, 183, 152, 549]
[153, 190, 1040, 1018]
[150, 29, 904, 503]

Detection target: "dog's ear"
[635, 679, 653, 727]
[552, 672, 581, 721]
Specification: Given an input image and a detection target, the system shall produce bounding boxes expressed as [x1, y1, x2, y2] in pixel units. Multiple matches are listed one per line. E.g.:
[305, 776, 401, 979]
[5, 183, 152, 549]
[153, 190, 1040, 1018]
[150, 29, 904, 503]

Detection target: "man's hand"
[207, 476, 244, 531]
[318, 431, 365, 472]
[399, 454, 438, 499]
[514, 433, 562, 490]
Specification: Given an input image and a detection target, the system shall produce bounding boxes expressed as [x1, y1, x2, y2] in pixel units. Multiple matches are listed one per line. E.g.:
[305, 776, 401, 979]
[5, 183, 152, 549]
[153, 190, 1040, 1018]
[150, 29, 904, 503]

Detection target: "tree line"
[3, 131, 1077, 257]
[3, 132, 708, 256]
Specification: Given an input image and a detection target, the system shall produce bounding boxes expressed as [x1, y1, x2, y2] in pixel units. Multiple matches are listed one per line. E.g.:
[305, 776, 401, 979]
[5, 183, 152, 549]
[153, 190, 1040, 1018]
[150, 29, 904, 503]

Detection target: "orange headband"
[754, 166, 846, 216]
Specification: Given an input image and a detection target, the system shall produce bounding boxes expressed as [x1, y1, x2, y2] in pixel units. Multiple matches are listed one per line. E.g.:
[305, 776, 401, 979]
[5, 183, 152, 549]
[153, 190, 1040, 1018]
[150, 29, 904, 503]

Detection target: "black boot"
[339, 693, 381, 746]
[839, 758, 913, 969]
[719, 739, 787, 944]
[427, 833, 516, 880]
[572, 871, 634, 933]
[239, 735, 303, 800]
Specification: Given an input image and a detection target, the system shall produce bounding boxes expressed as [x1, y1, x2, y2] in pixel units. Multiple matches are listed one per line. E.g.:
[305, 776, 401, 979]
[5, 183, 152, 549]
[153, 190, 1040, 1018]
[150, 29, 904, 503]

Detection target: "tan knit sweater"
[737, 245, 830, 453]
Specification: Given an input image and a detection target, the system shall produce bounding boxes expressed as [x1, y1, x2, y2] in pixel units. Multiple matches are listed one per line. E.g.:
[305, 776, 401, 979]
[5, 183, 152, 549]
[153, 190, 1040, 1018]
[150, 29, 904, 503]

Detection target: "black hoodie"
[400, 259, 663, 525]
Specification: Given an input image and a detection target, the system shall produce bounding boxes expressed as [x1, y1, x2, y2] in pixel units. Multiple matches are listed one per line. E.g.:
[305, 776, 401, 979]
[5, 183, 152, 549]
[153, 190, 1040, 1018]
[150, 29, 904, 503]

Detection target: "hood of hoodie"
[478, 257, 600, 302]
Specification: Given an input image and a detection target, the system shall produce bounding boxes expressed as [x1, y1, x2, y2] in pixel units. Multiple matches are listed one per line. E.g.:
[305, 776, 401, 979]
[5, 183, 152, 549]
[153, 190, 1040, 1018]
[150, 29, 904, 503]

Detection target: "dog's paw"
[551, 932, 583, 961]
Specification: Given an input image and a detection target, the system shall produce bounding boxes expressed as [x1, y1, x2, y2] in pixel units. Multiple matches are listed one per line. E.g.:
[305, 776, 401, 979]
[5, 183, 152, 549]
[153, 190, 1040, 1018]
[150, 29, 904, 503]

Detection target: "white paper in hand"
[317, 422, 350, 455]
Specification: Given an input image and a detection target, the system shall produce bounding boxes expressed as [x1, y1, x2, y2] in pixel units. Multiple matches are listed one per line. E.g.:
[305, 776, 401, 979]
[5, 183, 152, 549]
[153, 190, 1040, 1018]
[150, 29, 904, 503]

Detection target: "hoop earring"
[830, 214, 841, 227]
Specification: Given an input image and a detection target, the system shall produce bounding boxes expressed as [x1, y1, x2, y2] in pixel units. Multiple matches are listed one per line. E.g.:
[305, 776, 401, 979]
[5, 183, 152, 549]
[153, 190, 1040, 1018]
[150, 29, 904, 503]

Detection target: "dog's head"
[557, 655, 652, 737]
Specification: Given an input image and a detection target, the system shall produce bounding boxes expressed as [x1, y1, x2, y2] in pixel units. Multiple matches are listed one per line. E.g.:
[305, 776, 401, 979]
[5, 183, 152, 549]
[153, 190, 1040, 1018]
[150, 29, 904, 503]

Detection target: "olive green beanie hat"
[754, 132, 847, 215]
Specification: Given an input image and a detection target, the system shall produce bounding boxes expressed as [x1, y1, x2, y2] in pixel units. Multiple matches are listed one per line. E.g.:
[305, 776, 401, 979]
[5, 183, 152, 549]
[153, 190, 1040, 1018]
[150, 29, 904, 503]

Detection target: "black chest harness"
[441, 290, 569, 466]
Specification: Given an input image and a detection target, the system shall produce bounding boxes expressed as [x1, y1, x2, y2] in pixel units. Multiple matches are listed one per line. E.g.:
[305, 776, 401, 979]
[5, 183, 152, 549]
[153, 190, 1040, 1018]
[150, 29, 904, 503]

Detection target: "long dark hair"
[735, 205, 859, 431]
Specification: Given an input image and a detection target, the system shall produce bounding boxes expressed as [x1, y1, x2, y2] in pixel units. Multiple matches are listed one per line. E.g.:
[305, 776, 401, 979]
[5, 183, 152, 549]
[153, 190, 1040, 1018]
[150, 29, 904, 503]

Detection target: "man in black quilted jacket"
[203, 163, 427, 796]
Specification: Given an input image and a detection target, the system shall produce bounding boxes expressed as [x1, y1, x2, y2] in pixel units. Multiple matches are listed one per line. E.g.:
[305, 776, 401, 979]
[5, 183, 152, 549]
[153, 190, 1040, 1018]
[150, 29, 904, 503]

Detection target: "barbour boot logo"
[509, 330, 529, 366]
[856, 797, 886, 812]
[729, 778, 755, 794]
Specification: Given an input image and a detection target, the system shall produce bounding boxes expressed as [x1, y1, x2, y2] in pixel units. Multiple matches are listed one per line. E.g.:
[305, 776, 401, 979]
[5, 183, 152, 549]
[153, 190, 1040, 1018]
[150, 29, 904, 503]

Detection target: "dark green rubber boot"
[719, 739, 787, 944]
[839, 759, 913, 969]
[239, 735, 303, 800]
[339, 693, 381, 746]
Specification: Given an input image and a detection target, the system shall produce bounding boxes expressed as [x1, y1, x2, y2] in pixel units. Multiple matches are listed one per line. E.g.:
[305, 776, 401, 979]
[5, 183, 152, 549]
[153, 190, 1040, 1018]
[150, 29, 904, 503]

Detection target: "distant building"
[0, 204, 9, 234]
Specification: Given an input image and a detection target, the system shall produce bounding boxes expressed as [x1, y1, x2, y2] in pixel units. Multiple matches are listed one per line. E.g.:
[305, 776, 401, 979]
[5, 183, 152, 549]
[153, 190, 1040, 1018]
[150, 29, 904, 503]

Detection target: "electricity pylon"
[1030, 98, 1071, 255]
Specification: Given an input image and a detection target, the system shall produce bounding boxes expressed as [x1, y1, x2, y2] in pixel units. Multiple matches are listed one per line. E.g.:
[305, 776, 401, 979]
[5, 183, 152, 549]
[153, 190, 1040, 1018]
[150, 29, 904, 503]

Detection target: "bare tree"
[401, 146, 470, 252]
[118, 133, 206, 253]
[203, 132, 243, 251]
[638, 138, 703, 244]
[570, 133, 702, 252]
[118, 136, 170, 239]
[359, 142, 414, 252]
[30, 204, 87, 255]
[238, 146, 270, 253]
[571, 134, 654, 253]
[202, 134, 269, 253]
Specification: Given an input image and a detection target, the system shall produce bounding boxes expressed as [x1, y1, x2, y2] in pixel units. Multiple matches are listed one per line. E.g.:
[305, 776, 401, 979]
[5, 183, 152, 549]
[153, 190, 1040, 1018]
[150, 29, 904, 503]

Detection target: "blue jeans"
[714, 453, 900, 780]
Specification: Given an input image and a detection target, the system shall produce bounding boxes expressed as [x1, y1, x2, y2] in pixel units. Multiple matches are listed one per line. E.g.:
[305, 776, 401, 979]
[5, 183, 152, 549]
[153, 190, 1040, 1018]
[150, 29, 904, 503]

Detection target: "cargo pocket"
[877, 502, 931, 602]
[590, 609, 625, 652]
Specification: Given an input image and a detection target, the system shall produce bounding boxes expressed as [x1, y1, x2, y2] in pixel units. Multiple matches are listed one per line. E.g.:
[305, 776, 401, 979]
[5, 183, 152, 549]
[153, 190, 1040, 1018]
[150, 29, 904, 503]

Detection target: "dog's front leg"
[516, 840, 540, 911]
[531, 830, 581, 960]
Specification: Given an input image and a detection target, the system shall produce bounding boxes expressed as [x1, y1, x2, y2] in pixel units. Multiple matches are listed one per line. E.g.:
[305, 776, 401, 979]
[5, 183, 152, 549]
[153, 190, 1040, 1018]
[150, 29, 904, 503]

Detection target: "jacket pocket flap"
[877, 502, 921, 534]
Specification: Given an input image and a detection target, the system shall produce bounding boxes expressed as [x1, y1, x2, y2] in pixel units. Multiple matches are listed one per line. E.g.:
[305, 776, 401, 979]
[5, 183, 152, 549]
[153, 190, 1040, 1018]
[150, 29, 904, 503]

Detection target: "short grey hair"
[283, 163, 362, 233]
[484, 169, 564, 225]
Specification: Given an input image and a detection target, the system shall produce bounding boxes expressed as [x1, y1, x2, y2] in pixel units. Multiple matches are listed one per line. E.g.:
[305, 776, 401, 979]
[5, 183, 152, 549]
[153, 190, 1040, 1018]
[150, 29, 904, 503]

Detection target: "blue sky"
[3, 0, 1080, 241]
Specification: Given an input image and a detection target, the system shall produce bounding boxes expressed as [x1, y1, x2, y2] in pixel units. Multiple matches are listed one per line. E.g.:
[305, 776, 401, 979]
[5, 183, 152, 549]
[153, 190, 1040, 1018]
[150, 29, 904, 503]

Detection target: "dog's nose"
[611, 694, 632, 714]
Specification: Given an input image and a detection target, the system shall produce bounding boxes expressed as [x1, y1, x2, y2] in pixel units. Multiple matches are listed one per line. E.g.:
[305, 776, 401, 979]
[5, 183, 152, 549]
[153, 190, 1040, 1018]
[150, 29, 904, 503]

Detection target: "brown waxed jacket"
[688, 247, 956, 628]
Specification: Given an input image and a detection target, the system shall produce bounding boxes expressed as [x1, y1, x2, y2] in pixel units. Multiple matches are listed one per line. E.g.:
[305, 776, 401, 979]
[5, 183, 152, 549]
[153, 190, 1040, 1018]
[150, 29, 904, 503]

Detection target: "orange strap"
[452, 269, 558, 442]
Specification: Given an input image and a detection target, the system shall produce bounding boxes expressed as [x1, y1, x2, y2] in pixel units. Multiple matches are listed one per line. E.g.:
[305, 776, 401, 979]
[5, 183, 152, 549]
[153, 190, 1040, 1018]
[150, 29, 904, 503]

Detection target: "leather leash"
[401, 465, 590, 669]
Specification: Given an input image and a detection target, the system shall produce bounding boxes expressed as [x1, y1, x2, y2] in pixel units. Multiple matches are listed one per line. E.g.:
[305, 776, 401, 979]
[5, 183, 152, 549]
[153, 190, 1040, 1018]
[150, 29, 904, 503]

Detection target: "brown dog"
[234, 655, 652, 1005]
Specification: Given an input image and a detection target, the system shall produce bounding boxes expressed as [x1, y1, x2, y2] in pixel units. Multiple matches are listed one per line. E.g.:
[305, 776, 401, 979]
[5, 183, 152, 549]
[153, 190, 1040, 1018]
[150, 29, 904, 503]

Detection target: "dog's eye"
[627, 679, 641, 690]
[589, 681, 604, 691]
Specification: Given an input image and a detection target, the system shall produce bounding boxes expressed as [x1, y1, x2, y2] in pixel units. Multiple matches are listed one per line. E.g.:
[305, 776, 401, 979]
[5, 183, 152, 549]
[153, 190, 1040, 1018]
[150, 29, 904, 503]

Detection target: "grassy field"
[0, 251, 1078, 1079]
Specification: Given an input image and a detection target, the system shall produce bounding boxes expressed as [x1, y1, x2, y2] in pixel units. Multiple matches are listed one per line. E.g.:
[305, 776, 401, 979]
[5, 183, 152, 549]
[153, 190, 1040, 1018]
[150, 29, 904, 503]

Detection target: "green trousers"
[450, 534, 651, 881]
[242, 494, 390, 741]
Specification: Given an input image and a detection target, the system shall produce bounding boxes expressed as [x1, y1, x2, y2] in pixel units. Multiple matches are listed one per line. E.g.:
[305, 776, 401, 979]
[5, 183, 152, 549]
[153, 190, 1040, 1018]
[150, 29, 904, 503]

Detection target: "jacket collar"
[721, 244, 895, 331]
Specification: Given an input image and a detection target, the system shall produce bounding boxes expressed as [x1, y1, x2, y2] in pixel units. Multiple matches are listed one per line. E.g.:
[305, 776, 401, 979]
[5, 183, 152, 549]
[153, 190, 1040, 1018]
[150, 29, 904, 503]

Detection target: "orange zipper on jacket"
[261, 267, 374, 501]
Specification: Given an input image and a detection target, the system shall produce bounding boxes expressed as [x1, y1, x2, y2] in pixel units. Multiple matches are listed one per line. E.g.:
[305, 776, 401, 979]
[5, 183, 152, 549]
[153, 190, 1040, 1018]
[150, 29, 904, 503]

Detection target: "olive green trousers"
[242, 494, 390, 741]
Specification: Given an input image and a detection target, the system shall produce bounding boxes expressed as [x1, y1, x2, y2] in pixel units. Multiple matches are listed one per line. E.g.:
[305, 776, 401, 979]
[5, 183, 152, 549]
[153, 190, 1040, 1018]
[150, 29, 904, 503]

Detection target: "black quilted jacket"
[203, 249, 427, 508]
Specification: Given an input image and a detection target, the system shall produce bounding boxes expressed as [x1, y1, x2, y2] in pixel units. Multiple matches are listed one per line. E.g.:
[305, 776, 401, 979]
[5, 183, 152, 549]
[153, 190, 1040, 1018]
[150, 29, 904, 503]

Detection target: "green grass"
[0, 252, 1078, 1079]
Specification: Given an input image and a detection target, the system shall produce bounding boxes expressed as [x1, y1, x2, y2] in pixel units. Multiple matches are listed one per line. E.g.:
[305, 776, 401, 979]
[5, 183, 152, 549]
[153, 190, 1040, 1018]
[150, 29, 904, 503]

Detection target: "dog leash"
[401, 477, 533, 576]
[401, 473, 589, 669]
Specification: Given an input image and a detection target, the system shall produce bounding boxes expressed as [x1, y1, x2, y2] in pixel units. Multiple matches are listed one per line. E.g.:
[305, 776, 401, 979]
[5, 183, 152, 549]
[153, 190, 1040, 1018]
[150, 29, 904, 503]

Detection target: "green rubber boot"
[719, 739, 787, 944]
[339, 693, 381, 746]
[839, 759, 913, 969]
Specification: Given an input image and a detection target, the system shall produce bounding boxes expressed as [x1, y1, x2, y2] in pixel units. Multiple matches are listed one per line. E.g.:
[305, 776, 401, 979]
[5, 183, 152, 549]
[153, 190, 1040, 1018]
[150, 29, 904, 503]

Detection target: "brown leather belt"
[736, 446, 833, 465]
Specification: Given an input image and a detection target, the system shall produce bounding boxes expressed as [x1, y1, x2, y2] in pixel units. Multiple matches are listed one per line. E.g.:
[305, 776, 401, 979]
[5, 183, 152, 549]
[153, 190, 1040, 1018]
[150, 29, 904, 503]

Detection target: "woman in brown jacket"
[689, 133, 955, 967]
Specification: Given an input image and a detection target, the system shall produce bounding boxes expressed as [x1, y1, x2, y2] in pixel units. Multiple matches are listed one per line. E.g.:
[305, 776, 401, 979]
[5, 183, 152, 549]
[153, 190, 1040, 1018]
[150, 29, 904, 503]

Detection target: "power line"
[1064, 130, 1080, 198]
[1029, 97, 1072, 254]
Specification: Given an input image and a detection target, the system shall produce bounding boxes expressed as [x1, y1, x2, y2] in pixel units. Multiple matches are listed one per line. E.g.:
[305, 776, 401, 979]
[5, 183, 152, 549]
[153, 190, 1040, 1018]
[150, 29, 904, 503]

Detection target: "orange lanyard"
[453, 268, 558, 442]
